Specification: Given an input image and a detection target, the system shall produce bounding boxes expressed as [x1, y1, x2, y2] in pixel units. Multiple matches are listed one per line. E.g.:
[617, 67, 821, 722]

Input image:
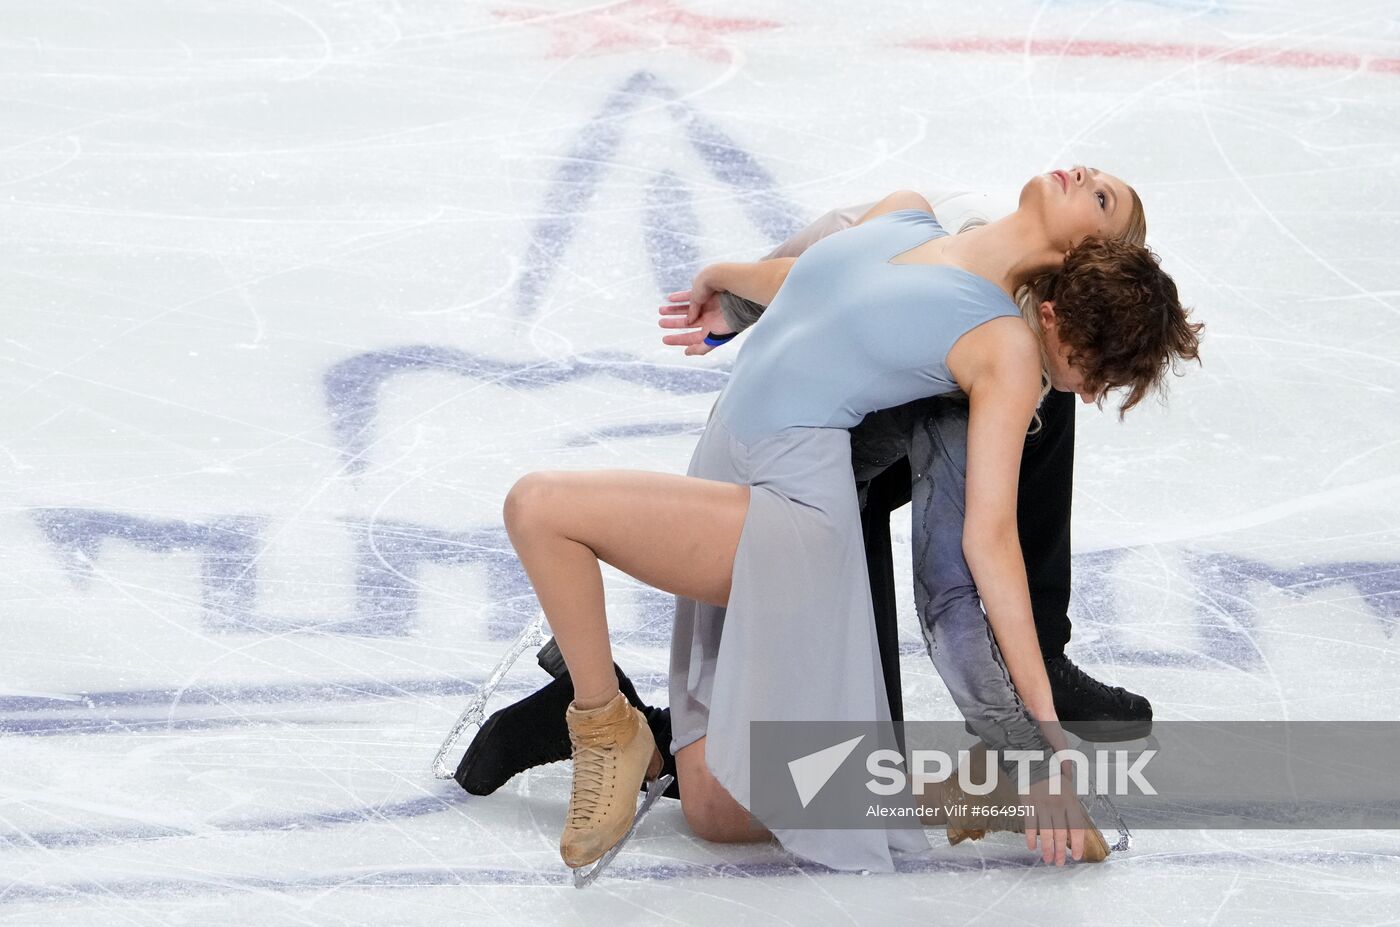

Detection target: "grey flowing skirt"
[669, 411, 930, 871]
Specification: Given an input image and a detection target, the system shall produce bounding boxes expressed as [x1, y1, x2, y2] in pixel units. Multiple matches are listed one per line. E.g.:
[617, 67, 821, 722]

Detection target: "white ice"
[2, 0, 1399, 923]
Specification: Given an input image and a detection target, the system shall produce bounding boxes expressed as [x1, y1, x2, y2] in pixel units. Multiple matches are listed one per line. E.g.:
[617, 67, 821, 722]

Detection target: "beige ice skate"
[560, 691, 663, 869]
[931, 742, 1110, 862]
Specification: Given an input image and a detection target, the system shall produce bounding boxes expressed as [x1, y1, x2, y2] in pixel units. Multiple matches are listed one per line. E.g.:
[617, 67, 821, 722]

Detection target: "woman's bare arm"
[949, 319, 1057, 721]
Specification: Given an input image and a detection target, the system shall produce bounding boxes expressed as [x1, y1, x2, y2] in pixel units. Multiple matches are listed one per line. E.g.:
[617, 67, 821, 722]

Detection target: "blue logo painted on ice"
[788, 735, 866, 808]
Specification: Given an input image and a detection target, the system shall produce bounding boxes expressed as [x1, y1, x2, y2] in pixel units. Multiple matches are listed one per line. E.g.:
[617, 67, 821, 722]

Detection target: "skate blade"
[430, 612, 548, 779]
[571, 774, 675, 889]
[1091, 792, 1133, 854]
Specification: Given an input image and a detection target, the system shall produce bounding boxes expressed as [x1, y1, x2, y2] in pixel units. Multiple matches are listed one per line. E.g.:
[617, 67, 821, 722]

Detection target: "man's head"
[1034, 238, 1202, 414]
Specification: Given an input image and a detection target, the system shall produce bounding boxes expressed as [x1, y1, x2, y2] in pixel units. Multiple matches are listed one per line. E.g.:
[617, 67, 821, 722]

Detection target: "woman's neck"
[939, 212, 1062, 296]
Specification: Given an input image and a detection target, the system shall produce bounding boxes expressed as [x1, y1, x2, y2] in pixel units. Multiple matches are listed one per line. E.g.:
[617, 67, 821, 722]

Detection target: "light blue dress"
[669, 209, 1022, 872]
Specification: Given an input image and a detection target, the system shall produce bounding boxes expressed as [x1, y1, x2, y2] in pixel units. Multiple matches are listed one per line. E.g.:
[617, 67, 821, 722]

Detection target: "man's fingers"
[665, 330, 717, 354]
[1069, 827, 1085, 861]
[665, 290, 690, 303]
[659, 303, 690, 316]
[659, 314, 697, 329]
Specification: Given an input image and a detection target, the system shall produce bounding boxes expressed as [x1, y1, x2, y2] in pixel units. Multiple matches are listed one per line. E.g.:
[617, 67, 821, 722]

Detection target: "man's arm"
[662, 188, 1015, 353]
[718, 188, 1019, 332]
[720, 190, 939, 330]
[690, 258, 795, 316]
[718, 201, 876, 332]
[761, 201, 879, 260]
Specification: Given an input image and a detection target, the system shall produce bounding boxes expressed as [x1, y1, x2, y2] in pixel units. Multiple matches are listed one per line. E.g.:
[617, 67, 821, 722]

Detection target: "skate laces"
[566, 741, 614, 826]
[1048, 656, 1124, 698]
[564, 697, 635, 827]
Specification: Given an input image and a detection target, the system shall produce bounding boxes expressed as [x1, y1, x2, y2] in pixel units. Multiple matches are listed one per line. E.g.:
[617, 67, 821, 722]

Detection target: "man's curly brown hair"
[1037, 237, 1202, 416]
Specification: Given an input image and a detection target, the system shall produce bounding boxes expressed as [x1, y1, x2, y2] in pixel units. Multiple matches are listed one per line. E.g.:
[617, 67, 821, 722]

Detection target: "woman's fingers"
[1030, 814, 1050, 863]
[1037, 821, 1064, 866]
[1028, 810, 1075, 866]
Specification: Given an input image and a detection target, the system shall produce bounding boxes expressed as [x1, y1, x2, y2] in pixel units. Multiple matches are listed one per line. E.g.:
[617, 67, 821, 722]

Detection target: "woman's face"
[1023, 166, 1135, 251]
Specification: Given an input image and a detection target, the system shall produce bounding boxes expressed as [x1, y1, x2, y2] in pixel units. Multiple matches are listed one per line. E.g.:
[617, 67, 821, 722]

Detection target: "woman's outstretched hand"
[1024, 760, 1093, 866]
[659, 288, 734, 356]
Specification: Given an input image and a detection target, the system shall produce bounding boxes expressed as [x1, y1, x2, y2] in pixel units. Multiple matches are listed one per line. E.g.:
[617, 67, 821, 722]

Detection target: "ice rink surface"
[3, 0, 1400, 923]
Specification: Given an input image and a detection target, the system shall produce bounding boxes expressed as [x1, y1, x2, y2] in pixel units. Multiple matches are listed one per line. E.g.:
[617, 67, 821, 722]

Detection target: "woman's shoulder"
[946, 316, 1047, 406]
[878, 189, 934, 215]
[854, 190, 936, 227]
[946, 315, 1040, 390]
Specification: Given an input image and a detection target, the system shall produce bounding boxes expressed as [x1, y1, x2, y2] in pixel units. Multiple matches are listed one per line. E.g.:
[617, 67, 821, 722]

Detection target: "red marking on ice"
[899, 36, 1400, 76]
[494, 0, 780, 64]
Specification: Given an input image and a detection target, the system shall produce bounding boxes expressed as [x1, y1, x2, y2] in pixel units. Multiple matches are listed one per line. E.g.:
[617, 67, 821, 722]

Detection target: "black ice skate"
[432, 612, 549, 779]
[536, 638, 680, 798]
[454, 671, 574, 795]
[454, 639, 680, 799]
[960, 655, 1152, 743]
[1046, 654, 1153, 743]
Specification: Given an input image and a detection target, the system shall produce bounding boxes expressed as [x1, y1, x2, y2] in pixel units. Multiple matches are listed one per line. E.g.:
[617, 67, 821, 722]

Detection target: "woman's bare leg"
[505, 468, 770, 855]
[675, 737, 771, 843]
[503, 469, 749, 708]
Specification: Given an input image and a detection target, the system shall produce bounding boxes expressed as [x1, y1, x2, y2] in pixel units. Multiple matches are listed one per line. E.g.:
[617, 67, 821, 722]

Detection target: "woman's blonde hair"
[976, 184, 1148, 429]
[1014, 184, 1147, 325]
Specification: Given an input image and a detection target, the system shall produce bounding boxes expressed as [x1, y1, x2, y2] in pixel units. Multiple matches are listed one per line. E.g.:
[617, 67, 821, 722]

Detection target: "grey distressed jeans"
[850, 396, 1055, 783]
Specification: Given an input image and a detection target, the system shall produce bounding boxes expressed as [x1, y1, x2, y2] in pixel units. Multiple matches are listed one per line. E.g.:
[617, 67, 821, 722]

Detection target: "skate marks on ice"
[14, 507, 1398, 684]
[4, 839, 1400, 905]
[509, 70, 804, 321]
[1066, 548, 1400, 671]
[3, 539, 1396, 871]
[20, 508, 684, 647]
[322, 345, 728, 474]
[4, 1, 1400, 919]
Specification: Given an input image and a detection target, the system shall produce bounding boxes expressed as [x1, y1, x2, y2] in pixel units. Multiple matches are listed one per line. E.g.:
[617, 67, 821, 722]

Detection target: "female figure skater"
[501, 169, 1200, 872]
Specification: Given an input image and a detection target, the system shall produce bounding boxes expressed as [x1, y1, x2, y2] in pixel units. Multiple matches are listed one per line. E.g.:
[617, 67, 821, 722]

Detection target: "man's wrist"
[719, 291, 766, 333]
